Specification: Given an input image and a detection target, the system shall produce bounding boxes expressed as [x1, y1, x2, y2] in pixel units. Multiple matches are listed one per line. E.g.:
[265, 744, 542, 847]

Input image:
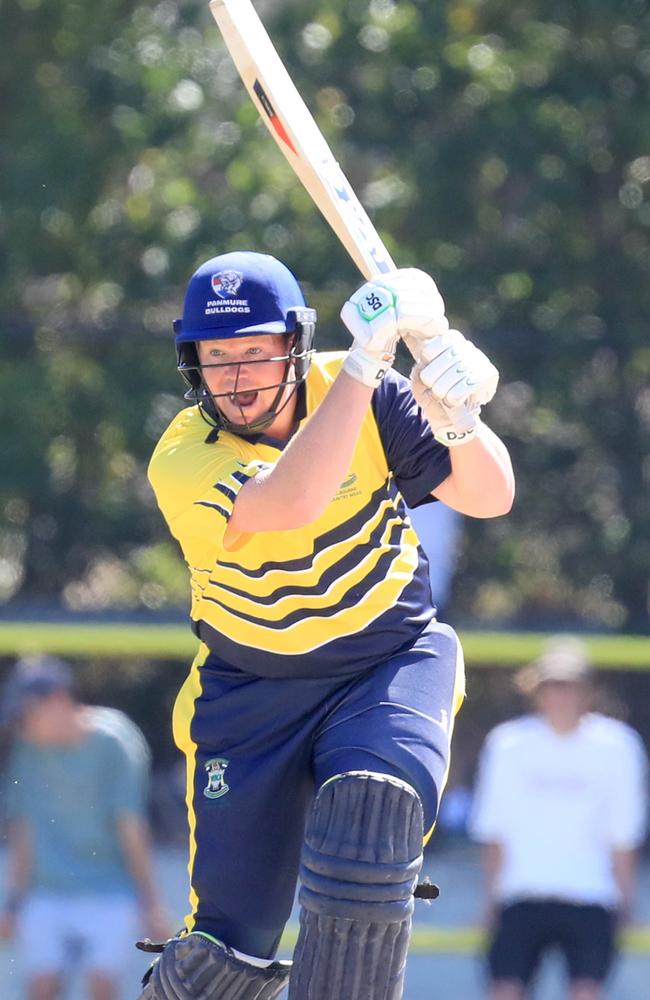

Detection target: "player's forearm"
[482, 841, 502, 884]
[480, 841, 503, 925]
[433, 423, 514, 517]
[116, 815, 162, 909]
[2, 822, 32, 909]
[228, 370, 373, 534]
[612, 847, 639, 919]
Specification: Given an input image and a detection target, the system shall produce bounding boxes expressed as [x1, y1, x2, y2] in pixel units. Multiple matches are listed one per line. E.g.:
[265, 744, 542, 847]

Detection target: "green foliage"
[2, 0, 649, 628]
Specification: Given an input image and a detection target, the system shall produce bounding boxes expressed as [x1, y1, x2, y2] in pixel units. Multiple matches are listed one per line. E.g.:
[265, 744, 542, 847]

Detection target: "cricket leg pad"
[288, 771, 424, 1000]
[137, 932, 291, 1000]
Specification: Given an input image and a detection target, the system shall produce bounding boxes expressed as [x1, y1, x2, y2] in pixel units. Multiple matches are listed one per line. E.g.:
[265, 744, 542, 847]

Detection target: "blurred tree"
[1, 0, 649, 629]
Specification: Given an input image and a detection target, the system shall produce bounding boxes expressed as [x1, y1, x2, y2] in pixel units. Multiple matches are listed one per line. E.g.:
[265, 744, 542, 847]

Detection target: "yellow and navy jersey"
[148, 352, 451, 679]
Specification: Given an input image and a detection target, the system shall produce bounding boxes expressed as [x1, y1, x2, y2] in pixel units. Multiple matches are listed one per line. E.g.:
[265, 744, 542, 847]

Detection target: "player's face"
[21, 692, 75, 745]
[534, 680, 591, 732]
[197, 334, 296, 435]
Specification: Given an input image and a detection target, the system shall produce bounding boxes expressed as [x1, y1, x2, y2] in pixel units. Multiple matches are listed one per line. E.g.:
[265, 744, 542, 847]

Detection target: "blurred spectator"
[406, 500, 462, 620]
[149, 758, 191, 847]
[0, 655, 170, 1000]
[470, 637, 649, 1000]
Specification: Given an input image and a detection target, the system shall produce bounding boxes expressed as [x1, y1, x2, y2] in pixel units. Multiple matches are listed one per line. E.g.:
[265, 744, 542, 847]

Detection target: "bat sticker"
[253, 80, 298, 155]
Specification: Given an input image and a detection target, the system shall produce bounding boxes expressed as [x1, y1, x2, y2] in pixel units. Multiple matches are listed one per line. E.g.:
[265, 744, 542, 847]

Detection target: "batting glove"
[379, 268, 450, 362]
[412, 330, 499, 447]
[340, 281, 400, 388]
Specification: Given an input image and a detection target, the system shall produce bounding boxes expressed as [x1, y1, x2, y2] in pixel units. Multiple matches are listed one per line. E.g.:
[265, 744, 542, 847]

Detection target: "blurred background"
[1, 0, 649, 996]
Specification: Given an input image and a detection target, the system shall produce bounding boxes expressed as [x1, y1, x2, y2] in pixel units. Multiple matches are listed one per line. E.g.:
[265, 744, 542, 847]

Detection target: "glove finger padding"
[412, 363, 481, 447]
[418, 330, 499, 409]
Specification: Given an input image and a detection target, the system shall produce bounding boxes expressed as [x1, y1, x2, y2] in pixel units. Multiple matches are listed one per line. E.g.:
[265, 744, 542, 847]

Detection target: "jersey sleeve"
[148, 424, 269, 567]
[371, 368, 451, 508]
[604, 728, 649, 849]
[102, 725, 150, 818]
[468, 729, 512, 842]
[3, 744, 27, 822]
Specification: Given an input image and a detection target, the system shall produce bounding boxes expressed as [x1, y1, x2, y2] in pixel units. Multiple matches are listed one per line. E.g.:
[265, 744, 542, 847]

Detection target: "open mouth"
[230, 390, 258, 409]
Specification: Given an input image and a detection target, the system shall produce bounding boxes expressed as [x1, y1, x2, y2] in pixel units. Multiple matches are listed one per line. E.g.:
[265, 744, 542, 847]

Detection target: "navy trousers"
[172, 621, 465, 958]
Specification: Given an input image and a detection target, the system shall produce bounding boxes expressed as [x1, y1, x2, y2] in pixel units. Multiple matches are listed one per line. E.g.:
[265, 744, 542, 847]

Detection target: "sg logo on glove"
[356, 286, 396, 322]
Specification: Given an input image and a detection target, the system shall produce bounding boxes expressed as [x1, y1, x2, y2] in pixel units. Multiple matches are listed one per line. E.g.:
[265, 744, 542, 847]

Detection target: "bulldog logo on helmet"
[211, 270, 244, 299]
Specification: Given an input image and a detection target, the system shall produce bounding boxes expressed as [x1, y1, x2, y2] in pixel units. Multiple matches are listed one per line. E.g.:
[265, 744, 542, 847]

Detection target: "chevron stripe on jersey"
[149, 353, 451, 678]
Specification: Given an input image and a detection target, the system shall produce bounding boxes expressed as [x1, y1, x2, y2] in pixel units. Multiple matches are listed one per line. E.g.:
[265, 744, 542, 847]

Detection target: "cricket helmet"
[175, 251, 316, 434]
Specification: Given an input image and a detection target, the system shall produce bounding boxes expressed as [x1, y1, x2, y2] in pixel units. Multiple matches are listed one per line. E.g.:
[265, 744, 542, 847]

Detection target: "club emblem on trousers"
[204, 757, 230, 799]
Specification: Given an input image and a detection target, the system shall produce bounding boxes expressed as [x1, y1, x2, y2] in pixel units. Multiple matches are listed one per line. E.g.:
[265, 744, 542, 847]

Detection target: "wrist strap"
[343, 347, 394, 389]
[433, 416, 481, 447]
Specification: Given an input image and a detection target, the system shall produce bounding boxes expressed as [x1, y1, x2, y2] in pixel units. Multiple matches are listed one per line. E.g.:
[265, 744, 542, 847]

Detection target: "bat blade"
[209, 0, 396, 280]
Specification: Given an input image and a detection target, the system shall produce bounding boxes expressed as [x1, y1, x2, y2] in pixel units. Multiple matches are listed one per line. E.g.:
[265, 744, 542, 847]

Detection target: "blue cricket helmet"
[175, 250, 312, 341]
[174, 251, 317, 434]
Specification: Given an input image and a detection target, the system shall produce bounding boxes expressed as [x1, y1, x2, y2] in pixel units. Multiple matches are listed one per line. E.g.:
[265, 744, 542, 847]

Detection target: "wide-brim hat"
[515, 637, 592, 694]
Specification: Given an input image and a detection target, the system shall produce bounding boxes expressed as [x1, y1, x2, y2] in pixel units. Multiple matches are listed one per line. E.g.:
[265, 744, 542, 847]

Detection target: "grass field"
[0, 621, 649, 668]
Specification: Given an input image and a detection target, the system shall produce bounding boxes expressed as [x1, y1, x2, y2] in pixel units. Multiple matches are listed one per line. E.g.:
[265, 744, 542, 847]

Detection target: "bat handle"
[402, 333, 423, 365]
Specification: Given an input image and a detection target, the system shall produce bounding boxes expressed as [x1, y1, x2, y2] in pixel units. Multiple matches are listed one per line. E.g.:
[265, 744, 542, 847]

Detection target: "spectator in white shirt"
[470, 637, 648, 1000]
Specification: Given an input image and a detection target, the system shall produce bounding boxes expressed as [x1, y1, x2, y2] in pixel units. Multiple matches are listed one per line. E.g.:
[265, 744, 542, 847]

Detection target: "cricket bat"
[208, 0, 396, 281]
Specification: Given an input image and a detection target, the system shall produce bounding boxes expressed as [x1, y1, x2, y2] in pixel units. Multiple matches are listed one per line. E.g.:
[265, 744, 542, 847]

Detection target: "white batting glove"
[412, 365, 481, 447]
[340, 281, 399, 388]
[412, 330, 499, 447]
[380, 268, 450, 362]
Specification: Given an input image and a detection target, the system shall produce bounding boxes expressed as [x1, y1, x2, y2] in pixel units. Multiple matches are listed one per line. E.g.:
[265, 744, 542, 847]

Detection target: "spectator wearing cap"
[469, 637, 649, 1000]
[0, 656, 170, 1000]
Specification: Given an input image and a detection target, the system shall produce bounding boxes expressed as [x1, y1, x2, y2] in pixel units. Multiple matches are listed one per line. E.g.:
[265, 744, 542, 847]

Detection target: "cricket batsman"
[141, 250, 514, 999]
